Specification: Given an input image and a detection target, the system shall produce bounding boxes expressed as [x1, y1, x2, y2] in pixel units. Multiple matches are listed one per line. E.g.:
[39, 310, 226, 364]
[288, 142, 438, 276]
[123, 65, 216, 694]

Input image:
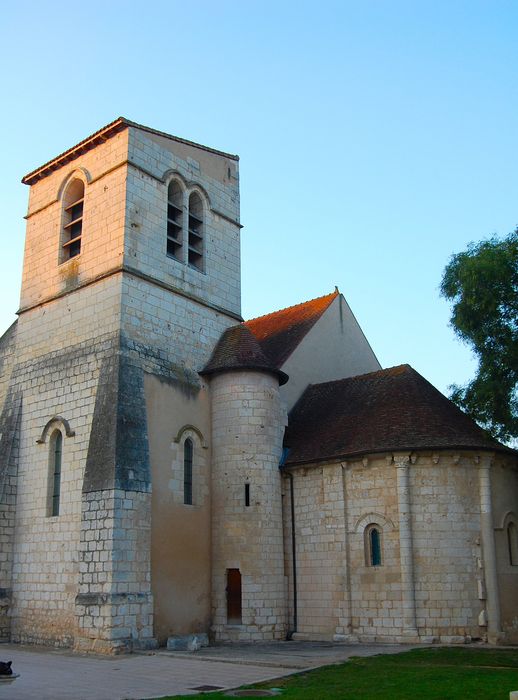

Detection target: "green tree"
[440, 228, 518, 442]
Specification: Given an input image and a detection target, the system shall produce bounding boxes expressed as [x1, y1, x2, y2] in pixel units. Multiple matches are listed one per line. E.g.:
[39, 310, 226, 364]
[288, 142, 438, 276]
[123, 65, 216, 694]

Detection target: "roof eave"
[200, 365, 289, 386]
[22, 117, 239, 186]
[282, 442, 515, 468]
[22, 117, 129, 185]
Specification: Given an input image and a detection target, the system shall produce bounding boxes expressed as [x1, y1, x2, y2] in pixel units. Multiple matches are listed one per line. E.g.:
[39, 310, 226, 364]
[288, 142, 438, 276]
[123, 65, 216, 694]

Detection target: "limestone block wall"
[7, 276, 123, 646]
[20, 130, 129, 311]
[411, 454, 481, 642]
[491, 456, 518, 643]
[75, 490, 154, 654]
[210, 371, 287, 641]
[284, 452, 494, 644]
[125, 126, 241, 318]
[120, 275, 238, 378]
[284, 465, 348, 640]
[0, 322, 18, 409]
[0, 322, 21, 637]
[344, 457, 402, 642]
[0, 388, 21, 640]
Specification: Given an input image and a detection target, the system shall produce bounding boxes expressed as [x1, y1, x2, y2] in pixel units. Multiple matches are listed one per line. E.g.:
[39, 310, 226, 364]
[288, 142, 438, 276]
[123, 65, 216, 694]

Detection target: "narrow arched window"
[184, 438, 193, 505]
[167, 180, 183, 260]
[50, 430, 63, 516]
[508, 523, 518, 566]
[365, 525, 382, 566]
[62, 179, 84, 261]
[188, 192, 204, 270]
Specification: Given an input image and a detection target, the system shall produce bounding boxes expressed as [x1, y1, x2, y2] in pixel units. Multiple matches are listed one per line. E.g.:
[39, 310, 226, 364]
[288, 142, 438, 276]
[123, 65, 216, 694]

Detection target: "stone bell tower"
[0, 118, 242, 651]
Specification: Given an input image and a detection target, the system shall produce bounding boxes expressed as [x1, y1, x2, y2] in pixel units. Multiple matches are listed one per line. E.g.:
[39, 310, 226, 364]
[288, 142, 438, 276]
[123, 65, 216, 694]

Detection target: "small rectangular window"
[245, 483, 250, 507]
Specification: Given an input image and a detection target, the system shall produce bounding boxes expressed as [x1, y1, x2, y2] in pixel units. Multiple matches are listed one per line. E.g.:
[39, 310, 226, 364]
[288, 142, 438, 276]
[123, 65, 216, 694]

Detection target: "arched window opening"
[508, 522, 518, 566]
[365, 525, 382, 566]
[188, 192, 204, 270]
[167, 180, 183, 260]
[184, 438, 193, 505]
[50, 430, 63, 516]
[62, 179, 84, 261]
[226, 568, 242, 624]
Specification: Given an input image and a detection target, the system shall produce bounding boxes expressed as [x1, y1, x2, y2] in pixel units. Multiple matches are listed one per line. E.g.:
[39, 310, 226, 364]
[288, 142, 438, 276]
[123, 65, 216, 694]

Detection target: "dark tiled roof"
[245, 290, 338, 368]
[283, 364, 512, 465]
[200, 324, 288, 385]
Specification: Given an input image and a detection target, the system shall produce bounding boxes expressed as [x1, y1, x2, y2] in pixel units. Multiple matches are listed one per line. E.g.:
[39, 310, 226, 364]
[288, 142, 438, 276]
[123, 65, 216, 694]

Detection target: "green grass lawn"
[159, 647, 518, 699]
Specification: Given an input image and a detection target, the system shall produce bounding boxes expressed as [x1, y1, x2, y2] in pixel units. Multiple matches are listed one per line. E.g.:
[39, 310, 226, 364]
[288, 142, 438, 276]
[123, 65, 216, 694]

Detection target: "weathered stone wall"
[491, 456, 518, 643]
[210, 370, 287, 641]
[75, 489, 154, 654]
[7, 120, 243, 651]
[12, 322, 116, 645]
[284, 451, 494, 643]
[125, 126, 241, 318]
[20, 130, 129, 312]
[411, 454, 481, 643]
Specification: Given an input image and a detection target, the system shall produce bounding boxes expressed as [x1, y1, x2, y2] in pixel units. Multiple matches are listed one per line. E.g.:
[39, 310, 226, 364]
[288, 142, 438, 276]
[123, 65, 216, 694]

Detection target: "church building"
[0, 118, 516, 654]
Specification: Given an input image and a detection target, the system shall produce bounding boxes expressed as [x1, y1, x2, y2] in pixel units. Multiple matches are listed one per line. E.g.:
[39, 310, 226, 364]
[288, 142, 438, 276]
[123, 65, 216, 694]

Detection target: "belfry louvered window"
[188, 192, 204, 270]
[167, 180, 183, 260]
[62, 179, 84, 261]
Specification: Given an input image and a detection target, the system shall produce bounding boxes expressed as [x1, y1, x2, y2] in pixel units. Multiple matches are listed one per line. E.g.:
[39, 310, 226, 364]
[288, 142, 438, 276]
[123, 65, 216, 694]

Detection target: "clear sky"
[1, 1, 517, 396]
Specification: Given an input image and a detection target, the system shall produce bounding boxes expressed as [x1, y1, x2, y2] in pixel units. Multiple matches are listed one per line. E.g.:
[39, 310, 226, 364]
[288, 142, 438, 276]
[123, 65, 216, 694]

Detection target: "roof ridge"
[300, 364, 411, 392]
[22, 116, 239, 186]
[245, 289, 338, 324]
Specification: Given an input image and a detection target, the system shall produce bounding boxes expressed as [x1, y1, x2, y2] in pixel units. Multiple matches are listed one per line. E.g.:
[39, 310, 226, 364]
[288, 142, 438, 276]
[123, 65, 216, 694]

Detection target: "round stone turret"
[201, 325, 288, 641]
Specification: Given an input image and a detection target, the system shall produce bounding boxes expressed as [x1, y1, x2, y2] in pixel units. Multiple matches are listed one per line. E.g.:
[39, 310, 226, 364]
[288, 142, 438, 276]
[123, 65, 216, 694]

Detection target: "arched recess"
[37, 416, 75, 444]
[173, 424, 208, 449]
[354, 512, 395, 534]
[496, 511, 518, 531]
[56, 167, 91, 201]
[170, 425, 208, 507]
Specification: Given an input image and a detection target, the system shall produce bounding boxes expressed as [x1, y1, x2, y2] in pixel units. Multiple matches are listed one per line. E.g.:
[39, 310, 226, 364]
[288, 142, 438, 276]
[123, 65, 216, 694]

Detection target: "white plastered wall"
[280, 295, 381, 410]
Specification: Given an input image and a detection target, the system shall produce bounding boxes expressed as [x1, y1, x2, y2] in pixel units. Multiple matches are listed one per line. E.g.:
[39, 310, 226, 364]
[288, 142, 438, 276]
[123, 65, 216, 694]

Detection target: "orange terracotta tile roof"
[245, 290, 339, 368]
[283, 364, 514, 466]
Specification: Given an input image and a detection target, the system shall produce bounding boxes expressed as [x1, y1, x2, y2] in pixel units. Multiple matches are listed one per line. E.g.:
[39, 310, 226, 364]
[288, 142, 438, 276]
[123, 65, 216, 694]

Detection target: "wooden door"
[226, 568, 242, 624]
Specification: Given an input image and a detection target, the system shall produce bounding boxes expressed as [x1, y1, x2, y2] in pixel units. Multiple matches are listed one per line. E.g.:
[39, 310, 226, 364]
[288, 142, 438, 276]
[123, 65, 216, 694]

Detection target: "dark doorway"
[226, 568, 242, 624]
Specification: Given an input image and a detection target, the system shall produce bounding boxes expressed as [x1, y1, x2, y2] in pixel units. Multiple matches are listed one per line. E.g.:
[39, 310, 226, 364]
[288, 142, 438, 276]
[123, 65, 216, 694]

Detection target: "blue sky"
[1, 1, 517, 395]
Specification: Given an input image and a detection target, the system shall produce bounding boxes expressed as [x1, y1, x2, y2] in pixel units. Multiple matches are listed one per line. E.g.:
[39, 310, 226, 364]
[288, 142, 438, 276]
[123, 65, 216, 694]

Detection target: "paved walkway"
[0, 641, 416, 700]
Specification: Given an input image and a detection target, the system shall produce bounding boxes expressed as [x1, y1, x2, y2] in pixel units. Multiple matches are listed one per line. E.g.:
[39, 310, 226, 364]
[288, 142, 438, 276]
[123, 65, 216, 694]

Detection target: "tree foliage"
[440, 229, 518, 442]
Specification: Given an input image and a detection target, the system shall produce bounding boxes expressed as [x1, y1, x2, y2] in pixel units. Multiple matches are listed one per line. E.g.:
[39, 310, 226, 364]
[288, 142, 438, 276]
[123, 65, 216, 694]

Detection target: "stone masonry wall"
[7, 278, 120, 645]
[75, 490, 154, 654]
[125, 127, 241, 318]
[21, 130, 129, 312]
[411, 454, 481, 643]
[210, 371, 287, 641]
[284, 452, 487, 643]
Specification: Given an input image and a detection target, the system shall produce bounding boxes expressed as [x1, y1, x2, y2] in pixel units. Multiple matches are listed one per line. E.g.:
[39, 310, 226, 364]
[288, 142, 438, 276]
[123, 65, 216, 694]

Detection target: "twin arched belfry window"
[166, 179, 204, 271]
